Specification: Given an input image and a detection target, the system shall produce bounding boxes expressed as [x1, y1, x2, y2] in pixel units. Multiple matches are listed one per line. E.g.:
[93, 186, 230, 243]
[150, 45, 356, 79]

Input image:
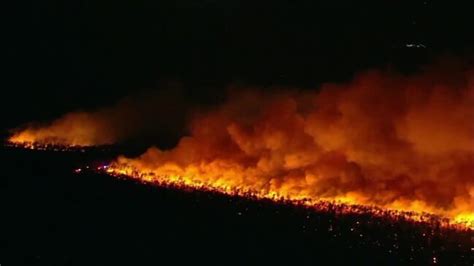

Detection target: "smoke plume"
[113, 65, 473, 224]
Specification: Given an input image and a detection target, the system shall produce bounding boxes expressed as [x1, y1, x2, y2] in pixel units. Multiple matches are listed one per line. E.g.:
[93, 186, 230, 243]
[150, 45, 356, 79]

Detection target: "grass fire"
[7, 66, 474, 230]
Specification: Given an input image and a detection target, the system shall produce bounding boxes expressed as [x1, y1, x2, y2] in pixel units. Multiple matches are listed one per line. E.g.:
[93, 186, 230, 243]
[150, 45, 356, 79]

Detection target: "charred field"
[3, 145, 472, 266]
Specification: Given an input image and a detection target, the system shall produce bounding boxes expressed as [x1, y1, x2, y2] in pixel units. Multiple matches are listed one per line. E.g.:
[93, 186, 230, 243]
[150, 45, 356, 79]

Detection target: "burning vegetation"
[8, 89, 187, 147]
[7, 65, 474, 229]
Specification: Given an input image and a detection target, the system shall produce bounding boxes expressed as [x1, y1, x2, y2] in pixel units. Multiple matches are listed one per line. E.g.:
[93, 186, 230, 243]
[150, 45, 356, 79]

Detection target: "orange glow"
[8, 66, 474, 229]
[103, 159, 473, 230]
[8, 112, 115, 146]
[8, 89, 187, 147]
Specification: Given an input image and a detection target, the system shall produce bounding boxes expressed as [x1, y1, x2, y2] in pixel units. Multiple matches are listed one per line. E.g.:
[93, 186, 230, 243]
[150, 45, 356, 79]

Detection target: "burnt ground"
[3, 145, 473, 266]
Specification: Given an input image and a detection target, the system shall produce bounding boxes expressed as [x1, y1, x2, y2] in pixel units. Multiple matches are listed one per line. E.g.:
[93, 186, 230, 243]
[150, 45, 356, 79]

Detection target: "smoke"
[9, 89, 189, 146]
[113, 64, 473, 223]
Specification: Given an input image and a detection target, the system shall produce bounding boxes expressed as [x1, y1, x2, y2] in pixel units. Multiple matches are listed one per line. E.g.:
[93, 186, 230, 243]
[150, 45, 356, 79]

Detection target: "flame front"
[104, 153, 473, 229]
[8, 66, 474, 228]
[105, 70, 474, 229]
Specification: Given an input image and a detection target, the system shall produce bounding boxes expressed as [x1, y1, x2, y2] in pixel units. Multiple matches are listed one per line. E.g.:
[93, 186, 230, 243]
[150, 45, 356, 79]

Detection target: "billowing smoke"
[9, 89, 188, 146]
[112, 65, 474, 225]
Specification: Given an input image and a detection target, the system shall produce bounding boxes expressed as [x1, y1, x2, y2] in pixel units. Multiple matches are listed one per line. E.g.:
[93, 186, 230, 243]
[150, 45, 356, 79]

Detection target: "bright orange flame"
[103, 157, 473, 229]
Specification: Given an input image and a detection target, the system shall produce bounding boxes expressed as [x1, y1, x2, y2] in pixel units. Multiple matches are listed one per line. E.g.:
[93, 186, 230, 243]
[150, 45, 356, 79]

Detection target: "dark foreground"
[3, 146, 473, 266]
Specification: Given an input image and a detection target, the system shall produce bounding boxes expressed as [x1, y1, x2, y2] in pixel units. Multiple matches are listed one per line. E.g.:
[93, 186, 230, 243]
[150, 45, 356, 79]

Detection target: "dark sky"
[4, 0, 473, 130]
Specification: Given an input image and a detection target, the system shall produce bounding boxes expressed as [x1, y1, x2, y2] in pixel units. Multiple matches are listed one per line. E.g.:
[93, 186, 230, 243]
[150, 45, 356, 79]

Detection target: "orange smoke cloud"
[110, 67, 473, 227]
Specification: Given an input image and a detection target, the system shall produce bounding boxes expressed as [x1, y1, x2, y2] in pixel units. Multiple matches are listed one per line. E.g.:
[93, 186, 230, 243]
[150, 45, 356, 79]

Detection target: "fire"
[8, 112, 116, 147]
[8, 89, 187, 148]
[7, 64, 474, 229]
[102, 159, 473, 229]
[103, 68, 474, 229]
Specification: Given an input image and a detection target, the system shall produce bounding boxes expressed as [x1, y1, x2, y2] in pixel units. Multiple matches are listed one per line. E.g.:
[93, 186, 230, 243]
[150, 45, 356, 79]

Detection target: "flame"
[8, 64, 474, 229]
[102, 159, 473, 229]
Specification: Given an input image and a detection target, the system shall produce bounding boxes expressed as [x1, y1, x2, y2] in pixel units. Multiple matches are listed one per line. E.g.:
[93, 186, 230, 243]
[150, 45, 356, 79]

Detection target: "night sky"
[4, 1, 473, 130]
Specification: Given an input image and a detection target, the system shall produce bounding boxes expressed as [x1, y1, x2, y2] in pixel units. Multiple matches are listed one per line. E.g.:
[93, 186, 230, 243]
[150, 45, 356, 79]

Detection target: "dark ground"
[3, 145, 472, 266]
